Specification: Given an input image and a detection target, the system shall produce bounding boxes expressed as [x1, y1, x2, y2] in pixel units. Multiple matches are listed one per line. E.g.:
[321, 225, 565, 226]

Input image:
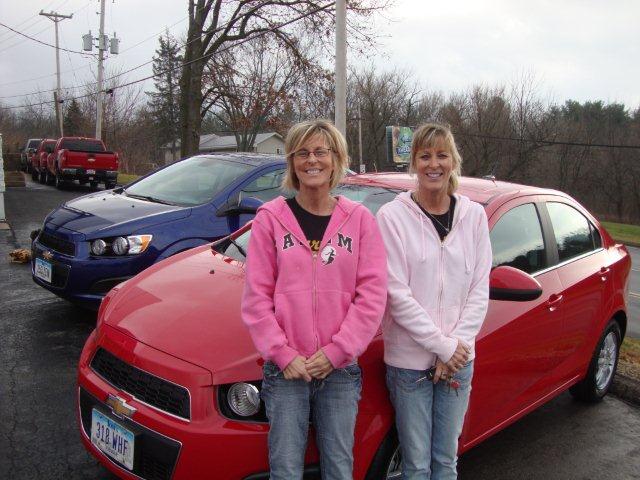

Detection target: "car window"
[490, 203, 547, 274]
[332, 184, 400, 215]
[547, 202, 599, 262]
[60, 139, 105, 152]
[27, 139, 41, 149]
[240, 169, 290, 202]
[216, 229, 252, 262]
[125, 157, 253, 206]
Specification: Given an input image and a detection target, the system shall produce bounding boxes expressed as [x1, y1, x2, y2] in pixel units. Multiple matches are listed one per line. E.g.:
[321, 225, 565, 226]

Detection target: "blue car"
[31, 153, 286, 309]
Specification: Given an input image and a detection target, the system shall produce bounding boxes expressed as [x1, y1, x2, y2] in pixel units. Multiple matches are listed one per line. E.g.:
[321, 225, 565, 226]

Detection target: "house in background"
[162, 132, 284, 164]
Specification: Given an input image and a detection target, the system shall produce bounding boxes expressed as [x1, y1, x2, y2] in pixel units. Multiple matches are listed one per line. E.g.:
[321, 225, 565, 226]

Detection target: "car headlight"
[227, 383, 261, 417]
[91, 239, 107, 256]
[112, 236, 129, 255]
[90, 235, 152, 256]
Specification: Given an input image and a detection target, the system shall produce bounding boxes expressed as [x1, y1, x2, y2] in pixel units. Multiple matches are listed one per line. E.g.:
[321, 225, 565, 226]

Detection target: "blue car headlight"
[90, 235, 152, 256]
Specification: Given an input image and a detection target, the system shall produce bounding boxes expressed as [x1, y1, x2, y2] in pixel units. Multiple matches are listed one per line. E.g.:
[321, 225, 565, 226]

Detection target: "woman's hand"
[284, 356, 312, 382]
[433, 358, 452, 384]
[305, 350, 334, 379]
[445, 340, 470, 373]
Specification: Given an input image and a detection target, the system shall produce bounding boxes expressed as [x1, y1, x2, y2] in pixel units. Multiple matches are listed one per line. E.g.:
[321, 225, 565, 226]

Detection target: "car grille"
[90, 348, 191, 420]
[38, 230, 75, 256]
[79, 388, 180, 480]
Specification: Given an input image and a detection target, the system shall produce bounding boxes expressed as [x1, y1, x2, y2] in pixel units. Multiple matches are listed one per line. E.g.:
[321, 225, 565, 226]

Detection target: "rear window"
[27, 139, 41, 149]
[60, 139, 105, 152]
[44, 141, 56, 153]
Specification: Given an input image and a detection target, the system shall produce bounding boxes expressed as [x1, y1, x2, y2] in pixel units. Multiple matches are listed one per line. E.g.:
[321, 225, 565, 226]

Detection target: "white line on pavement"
[630, 292, 640, 298]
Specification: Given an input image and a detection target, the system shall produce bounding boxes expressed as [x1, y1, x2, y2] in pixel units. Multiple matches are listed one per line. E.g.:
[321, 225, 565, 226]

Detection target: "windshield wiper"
[124, 192, 175, 205]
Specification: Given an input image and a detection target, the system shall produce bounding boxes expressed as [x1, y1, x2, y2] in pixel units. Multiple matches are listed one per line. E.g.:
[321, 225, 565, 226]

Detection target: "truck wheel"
[570, 320, 621, 403]
[105, 182, 116, 190]
[364, 427, 402, 480]
[89, 181, 99, 190]
[31, 169, 38, 181]
[55, 171, 65, 189]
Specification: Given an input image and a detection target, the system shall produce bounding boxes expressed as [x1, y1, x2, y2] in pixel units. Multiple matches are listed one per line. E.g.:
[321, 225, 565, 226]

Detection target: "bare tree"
[179, 0, 391, 158]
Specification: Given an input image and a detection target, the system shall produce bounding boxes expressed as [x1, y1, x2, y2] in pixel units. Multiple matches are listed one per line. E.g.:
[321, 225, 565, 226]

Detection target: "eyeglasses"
[293, 148, 332, 160]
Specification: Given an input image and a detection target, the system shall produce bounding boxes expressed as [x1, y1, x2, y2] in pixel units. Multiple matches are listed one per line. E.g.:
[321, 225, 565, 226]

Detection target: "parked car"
[31, 153, 287, 309]
[77, 173, 631, 480]
[21, 138, 42, 172]
[31, 138, 57, 183]
[44, 136, 119, 189]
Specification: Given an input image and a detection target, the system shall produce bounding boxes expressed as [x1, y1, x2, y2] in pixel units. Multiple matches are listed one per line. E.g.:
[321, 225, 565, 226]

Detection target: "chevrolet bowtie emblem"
[42, 251, 53, 261]
[106, 394, 137, 418]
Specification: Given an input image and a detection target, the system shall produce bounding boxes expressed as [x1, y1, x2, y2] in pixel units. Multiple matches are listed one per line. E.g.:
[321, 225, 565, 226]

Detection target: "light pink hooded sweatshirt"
[242, 196, 388, 370]
[376, 191, 492, 370]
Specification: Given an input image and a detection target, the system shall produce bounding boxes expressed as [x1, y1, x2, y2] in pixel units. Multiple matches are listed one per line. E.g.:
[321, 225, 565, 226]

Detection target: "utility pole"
[335, 0, 347, 136]
[40, 10, 73, 137]
[95, 0, 106, 140]
[358, 103, 364, 173]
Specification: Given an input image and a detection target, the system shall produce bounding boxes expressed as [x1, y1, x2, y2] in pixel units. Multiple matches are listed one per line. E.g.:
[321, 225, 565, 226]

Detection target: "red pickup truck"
[46, 137, 119, 190]
[31, 139, 56, 183]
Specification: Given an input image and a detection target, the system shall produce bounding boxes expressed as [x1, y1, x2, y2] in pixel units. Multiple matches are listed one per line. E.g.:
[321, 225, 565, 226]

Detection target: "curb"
[611, 373, 640, 407]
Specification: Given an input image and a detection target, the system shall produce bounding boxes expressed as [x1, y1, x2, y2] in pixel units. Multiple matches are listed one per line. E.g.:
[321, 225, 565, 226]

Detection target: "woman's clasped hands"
[283, 351, 334, 381]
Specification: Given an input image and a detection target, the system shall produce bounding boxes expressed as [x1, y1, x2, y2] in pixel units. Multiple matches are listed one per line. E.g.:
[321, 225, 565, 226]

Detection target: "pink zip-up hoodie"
[241, 196, 388, 370]
[376, 191, 492, 370]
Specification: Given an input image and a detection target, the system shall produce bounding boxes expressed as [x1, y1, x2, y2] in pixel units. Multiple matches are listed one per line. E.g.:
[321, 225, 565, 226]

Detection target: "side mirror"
[216, 196, 263, 216]
[489, 266, 542, 302]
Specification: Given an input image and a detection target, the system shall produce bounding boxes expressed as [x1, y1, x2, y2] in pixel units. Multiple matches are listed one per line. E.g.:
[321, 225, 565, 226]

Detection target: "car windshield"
[125, 156, 254, 207]
[60, 139, 105, 152]
[215, 183, 401, 260]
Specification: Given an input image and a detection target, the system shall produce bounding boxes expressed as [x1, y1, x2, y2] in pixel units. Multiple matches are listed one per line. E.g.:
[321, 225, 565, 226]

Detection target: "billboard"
[386, 126, 413, 164]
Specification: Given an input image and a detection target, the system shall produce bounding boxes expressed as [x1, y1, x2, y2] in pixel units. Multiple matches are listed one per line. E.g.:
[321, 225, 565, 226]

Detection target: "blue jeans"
[386, 362, 474, 480]
[261, 362, 362, 480]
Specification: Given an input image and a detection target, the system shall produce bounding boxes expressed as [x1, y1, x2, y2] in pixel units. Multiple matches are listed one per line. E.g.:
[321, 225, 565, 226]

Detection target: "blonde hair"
[410, 123, 462, 195]
[282, 119, 349, 191]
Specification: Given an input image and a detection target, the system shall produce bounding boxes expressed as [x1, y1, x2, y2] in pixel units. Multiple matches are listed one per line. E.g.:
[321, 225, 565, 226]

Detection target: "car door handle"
[600, 267, 610, 282]
[547, 294, 563, 312]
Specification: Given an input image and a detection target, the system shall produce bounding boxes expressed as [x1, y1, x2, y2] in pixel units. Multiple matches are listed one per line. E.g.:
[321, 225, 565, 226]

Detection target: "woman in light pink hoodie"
[242, 119, 387, 480]
[376, 123, 492, 480]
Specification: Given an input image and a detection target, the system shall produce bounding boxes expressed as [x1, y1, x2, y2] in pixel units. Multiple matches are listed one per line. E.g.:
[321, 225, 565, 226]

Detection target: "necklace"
[412, 193, 452, 235]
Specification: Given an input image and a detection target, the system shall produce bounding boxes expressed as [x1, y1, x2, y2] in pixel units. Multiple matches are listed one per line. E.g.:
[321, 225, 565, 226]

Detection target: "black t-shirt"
[286, 197, 332, 252]
[412, 194, 456, 241]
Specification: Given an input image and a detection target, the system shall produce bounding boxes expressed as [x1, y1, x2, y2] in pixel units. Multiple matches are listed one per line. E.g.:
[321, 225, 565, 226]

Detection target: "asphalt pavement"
[0, 176, 639, 479]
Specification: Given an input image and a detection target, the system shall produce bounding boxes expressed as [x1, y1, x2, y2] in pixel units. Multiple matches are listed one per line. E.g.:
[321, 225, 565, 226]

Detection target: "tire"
[570, 320, 621, 403]
[105, 182, 116, 190]
[54, 170, 65, 189]
[89, 181, 99, 190]
[31, 168, 38, 181]
[364, 427, 402, 480]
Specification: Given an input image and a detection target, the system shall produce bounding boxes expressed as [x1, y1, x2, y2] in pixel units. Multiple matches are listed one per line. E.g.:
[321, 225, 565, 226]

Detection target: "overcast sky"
[1, 0, 638, 112]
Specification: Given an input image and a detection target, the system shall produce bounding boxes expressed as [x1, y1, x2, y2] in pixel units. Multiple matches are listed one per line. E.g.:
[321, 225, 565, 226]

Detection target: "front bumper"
[78, 326, 275, 480]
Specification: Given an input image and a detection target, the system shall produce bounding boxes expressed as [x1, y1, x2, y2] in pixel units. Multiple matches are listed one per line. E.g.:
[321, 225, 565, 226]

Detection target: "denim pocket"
[263, 361, 282, 379]
[387, 365, 426, 394]
[340, 363, 362, 380]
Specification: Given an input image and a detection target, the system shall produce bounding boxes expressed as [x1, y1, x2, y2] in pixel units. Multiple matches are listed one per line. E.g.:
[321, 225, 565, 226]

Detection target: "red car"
[77, 174, 631, 480]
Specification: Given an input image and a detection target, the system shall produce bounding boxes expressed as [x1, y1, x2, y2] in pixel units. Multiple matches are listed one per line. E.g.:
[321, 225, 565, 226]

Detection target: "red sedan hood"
[104, 244, 262, 384]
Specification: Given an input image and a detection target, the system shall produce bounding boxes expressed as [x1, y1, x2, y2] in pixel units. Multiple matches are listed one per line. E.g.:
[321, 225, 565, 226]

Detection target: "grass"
[619, 337, 640, 381]
[117, 173, 140, 185]
[601, 221, 640, 246]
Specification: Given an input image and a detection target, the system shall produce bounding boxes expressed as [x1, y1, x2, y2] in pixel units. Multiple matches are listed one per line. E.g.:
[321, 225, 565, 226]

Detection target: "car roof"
[193, 152, 286, 166]
[341, 172, 567, 206]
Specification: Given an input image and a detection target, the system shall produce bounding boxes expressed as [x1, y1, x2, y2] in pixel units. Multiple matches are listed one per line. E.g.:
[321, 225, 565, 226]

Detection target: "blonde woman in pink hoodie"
[376, 123, 492, 480]
[242, 119, 387, 479]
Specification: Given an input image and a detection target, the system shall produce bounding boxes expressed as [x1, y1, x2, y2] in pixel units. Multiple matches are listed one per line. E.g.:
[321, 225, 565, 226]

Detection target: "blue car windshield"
[125, 156, 253, 206]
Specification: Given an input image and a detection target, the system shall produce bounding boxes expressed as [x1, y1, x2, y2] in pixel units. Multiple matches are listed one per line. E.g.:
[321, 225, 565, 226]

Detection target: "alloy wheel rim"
[386, 446, 402, 479]
[595, 331, 617, 391]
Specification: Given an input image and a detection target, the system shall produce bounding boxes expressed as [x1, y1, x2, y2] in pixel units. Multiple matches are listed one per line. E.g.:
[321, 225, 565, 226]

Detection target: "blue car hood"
[47, 191, 191, 236]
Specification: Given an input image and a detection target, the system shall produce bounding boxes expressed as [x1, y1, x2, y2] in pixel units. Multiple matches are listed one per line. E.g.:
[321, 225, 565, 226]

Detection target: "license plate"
[34, 258, 52, 283]
[87, 169, 96, 174]
[91, 409, 135, 470]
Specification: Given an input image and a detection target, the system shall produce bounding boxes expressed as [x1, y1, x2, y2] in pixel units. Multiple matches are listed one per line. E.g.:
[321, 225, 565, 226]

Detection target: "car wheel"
[31, 169, 38, 181]
[570, 319, 621, 403]
[365, 427, 402, 480]
[90, 181, 99, 190]
[105, 182, 116, 190]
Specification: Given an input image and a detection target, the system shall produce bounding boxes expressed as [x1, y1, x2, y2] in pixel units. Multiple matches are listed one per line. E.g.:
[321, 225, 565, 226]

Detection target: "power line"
[0, 1, 336, 111]
[0, 21, 93, 55]
[457, 132, 640, 150]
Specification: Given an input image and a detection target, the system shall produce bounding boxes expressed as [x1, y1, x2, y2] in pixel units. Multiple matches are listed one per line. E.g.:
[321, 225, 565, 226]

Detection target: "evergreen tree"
[63, 98, 85, 136]
[148, 31, 182, 163]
